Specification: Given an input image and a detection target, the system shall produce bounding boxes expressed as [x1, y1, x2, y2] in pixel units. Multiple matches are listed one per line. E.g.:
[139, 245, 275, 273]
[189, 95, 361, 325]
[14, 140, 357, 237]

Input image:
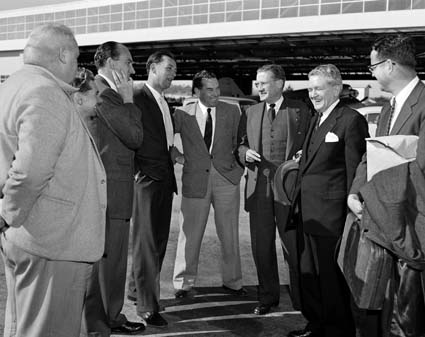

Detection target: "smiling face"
[195, 78, 220, 107]
[255, 70, 283, 104]
[308, 75, 340, 113]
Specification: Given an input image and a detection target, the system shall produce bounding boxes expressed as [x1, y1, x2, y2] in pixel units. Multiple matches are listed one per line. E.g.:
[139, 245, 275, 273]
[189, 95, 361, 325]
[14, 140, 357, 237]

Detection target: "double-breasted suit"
[297, 102, 368, 336]
[172, 101, 244, 291]
[83, 75, 143, 336]
[129, 84, 176, 315]
[238, 98, 311, 307]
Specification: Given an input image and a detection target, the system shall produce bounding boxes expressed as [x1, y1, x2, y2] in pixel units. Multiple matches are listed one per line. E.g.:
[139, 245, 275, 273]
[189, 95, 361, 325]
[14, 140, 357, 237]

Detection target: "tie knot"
[269, 103, 276, 109]
[207, 108, 211, 114]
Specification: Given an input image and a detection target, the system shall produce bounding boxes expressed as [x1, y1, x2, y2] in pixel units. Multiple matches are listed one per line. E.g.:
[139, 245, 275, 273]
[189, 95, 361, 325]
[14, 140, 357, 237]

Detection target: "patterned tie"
[204, 108, 212, 150]
[268, 103, 276, 122]
[386, 98, 396, 136]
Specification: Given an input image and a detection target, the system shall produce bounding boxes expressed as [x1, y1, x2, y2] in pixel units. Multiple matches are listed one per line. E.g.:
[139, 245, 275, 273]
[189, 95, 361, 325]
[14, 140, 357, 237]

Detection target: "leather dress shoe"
[111, 321, 145, 334]
[253, 302, 279, 315]
[222, 285, 248, 296]
[141, 312, 168, 327]
[287, 328, 322, 337]
[175, 289, 189, 298]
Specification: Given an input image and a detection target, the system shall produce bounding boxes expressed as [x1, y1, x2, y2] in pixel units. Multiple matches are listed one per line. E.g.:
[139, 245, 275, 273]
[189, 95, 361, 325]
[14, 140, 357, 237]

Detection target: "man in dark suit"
[348, 34, 425, 337]
[172, 70, 245, 298]
[288, 64, 369, 337]
[81, 41, 145, 336]
[237, 64, 311, 315]
[128, 50, 177, 327]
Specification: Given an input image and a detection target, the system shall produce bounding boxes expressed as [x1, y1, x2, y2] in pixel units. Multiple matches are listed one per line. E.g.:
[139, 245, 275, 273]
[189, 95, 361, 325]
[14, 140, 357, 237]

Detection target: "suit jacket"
[0, 65, 106, 262]
[238, 98, 311, 211]
[299, 103, 369, 236]
[351, 80, 425, 195]
[173, 101, 244, 198]
[93, 75, 143, 219]
[133, 84, 177, 192]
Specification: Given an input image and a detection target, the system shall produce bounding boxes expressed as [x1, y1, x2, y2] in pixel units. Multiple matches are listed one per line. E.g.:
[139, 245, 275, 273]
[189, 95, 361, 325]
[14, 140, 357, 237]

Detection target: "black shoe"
[175, 289, 189, 298]
[253, 302, 279, 315]
[111, 321, 145, 334]
[287, 328, 322, 337]
[141, 312, 168, 327]
[127, 294, 137, 302]
[222, 285, 248, 296]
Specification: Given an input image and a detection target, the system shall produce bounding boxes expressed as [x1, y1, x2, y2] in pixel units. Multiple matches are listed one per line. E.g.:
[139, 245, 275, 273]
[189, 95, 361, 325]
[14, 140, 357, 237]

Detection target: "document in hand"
[366, 135, 418, 181]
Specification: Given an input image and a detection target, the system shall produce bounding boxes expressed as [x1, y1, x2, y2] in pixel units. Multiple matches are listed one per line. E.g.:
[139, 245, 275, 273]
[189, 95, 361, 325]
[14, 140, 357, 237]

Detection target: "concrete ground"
[0, 139, 306, 336]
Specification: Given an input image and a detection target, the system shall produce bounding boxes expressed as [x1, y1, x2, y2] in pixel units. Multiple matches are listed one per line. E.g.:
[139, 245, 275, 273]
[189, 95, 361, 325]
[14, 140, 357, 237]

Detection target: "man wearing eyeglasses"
[348, 34, 425, 337]
[237, 64, 311, 315]
[81, 41, 145, 336]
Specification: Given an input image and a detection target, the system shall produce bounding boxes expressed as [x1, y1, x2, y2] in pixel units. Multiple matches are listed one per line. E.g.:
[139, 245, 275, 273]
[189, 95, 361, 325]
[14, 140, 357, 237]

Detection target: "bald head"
[23, 23, 79, 83]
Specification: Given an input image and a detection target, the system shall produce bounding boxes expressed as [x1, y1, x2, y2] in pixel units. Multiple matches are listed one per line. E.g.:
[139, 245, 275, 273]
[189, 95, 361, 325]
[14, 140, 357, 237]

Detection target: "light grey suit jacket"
[173, 101, 243, 198]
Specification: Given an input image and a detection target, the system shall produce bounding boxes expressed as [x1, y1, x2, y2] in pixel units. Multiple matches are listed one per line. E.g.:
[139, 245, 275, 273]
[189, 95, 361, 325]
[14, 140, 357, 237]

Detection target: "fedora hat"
[273, 159, 299, 206]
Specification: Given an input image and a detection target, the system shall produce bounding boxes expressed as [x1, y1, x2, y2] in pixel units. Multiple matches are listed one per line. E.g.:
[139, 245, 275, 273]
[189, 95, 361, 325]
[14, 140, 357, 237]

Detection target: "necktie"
[315, 111, 323, 131]
[204, 108, 212, 150]
[159, 96, 174, 147]
[386, 98, 396, 136]
[268, 103, 276, 122]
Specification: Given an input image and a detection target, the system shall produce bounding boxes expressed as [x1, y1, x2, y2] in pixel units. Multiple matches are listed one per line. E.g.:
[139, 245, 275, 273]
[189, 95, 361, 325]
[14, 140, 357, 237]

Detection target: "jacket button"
[101, 179, 106, 184]
[210, 155, 213, 159]
[206, 169, 209, 172]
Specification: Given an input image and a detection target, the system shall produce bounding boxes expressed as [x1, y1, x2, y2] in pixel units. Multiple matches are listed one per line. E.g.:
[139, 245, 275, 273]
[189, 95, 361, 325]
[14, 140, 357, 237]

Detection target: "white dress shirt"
[196, 100, 216, 152]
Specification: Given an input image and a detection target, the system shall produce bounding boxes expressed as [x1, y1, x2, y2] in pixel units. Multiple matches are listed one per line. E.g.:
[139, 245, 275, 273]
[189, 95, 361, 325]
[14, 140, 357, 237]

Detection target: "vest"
[261, 108, 288, 166]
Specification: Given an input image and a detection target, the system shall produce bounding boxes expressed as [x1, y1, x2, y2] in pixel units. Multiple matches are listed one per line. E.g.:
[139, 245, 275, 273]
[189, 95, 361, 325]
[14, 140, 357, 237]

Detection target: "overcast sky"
[0, 0, 74, 11]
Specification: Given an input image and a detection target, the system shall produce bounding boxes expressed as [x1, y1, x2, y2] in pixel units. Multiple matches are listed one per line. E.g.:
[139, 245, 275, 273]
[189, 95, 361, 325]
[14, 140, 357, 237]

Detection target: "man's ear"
[58, 47, 67, 64]
[106, 57, 115, 70]
[193, 87, 200, 98]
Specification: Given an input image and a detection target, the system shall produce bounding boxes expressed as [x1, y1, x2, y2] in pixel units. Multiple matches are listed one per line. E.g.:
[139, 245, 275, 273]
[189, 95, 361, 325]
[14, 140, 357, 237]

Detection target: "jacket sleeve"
[96, 88, 143, 150]
[345, 112, 369, 193]
[236, 109, 249, 167]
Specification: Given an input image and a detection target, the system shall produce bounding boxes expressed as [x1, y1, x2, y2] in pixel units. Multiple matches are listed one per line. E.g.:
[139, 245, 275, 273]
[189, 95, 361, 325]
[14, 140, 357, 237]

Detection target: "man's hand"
[0, 216, 9, 233]
[112, 70, 134, 103]
[245, 149, 261, 163]
[347, 194, 363, 219]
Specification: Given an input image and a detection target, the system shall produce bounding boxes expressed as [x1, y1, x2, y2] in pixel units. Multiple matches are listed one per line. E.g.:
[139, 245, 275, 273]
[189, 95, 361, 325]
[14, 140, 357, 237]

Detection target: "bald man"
[0, 24, 107, 337]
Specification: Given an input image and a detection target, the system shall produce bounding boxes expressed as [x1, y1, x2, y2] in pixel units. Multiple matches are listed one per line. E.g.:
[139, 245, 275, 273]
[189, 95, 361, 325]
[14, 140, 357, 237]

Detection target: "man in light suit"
[172, 70, 245, 298]
[348, 34, 425, 337]
[129, 51, 177, 327]
[288, 64, 368, 337]
[0, 24, 107, 337]
[81, 41, 144, 336]
[237, 64, 311, 315]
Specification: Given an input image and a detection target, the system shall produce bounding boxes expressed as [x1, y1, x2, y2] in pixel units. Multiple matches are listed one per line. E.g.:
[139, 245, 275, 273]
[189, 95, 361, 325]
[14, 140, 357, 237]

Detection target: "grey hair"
[308, 64, 343, 93]
[23, 23, 77, 67]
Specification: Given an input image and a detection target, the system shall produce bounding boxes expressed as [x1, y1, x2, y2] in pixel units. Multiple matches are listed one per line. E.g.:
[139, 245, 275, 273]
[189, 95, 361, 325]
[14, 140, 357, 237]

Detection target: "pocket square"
[325, 132, 339, 142]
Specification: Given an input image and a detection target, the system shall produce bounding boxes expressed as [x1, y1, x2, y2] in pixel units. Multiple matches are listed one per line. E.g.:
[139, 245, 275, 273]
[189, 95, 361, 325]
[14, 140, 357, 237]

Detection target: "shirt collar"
[145, 82, 163, 101]
[197, 100, 215, 114]
[321, 99, 340, 121]
[394, 76, 420, 108]
[98, 73, 117, 92]
[266, 95, 284, 112]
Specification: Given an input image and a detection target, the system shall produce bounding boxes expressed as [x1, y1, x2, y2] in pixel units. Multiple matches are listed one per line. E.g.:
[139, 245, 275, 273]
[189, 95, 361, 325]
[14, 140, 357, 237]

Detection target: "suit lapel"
[213, 103, 227, 150]
[302, 105, 341, 172]
[184, 103, 206, 144]
[250, 102, 266, 152]
[391, 82, 424, 135]
[143, 85, 169, 139]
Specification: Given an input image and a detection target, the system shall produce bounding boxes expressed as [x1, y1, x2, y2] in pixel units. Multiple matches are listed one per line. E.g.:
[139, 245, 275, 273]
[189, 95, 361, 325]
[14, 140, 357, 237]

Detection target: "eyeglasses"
[367, 59, 394, 73]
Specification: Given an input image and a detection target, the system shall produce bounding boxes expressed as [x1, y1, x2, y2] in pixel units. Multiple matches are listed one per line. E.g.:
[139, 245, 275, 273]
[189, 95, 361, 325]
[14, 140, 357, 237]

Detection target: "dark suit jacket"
[133, 84, 177, 192]
[299, 103, 369, 236]
[92, 75, 143, 219]
[173, 101, 243, 198]
[238, 98, 311, 211]
[351, 80, 425, 195]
